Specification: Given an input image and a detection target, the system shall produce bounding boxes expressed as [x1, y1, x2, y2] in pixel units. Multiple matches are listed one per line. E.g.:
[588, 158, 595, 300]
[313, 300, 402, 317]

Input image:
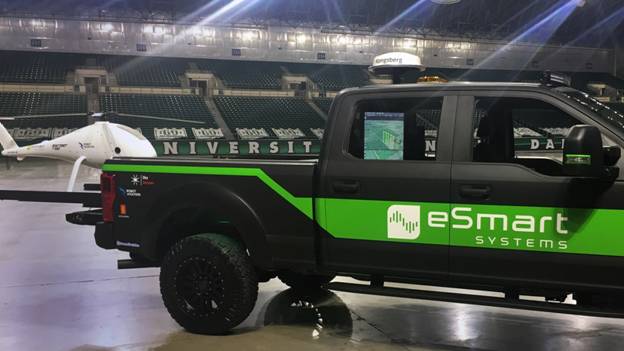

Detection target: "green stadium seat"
[98, 56, 187, 87]
[99, 93, 218, 139]
[0, 92, 86, 116]
[197, 60, 283, 90]
[2, 115, 88, 131]
[214, 96, 325, 138]
[0, 51, 80, 84]
[285, 63, 370, 91]
[313, 98, 333, 114]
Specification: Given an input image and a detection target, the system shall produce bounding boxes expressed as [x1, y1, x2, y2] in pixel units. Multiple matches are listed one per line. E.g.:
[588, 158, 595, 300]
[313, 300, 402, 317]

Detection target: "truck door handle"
[332, 180, 360, 194]
[459, 185, 491, 199]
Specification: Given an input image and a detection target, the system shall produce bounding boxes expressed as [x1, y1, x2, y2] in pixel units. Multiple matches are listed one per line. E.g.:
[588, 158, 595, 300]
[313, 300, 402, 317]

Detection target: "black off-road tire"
[278, 271, 335, 290]
[160, 234, 258, 334]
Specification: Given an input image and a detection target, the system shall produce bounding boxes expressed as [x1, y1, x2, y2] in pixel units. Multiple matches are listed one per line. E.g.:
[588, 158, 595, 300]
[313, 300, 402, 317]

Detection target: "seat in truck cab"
[473, 111, 514, 163]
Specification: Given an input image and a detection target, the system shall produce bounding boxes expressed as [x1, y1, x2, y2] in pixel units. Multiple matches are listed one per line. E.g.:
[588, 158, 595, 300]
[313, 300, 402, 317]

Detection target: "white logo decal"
[131, 174, 141, 186]
[387, 205, 421, 240]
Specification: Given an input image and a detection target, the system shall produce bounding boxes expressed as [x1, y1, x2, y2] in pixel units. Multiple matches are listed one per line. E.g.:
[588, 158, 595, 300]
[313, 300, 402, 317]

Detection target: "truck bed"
[100, 156, 319, 269]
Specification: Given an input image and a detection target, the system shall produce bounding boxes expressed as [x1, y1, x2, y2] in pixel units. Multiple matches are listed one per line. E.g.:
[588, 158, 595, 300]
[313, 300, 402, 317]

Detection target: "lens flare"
[459, 0, 579, 80]
[374, 0, 432, 35]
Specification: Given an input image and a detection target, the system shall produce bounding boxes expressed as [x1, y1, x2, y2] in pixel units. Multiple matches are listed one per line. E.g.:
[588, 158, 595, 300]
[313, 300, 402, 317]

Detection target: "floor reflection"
[261, 288, 353, 338]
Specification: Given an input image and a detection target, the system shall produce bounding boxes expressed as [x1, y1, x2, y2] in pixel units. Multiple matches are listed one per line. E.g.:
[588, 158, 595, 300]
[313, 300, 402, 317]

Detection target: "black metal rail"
[327, 282, 624, 319]
[0, 190, 101, 208]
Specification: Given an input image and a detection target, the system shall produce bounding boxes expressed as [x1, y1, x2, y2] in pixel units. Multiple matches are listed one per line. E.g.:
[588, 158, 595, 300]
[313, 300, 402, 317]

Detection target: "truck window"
[471, 97, 599, 176]
[348, 97, 443, 161]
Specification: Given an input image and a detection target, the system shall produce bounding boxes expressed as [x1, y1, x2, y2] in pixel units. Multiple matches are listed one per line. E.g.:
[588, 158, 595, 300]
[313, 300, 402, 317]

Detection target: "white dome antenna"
[369, 52, 426, 84]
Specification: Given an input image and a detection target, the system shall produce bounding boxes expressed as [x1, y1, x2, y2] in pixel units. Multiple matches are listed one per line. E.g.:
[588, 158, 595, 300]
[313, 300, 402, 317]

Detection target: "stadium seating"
[99, 93, 217, 126]
[606, 103, 624, 115]
[0, 92, 86, 116]
[415, 109, 441, 128]
[2, 115, 87, 130]
[570, 72, 624, 91]
[473, 106, 573, 137]
[214, 96, 325, 137]
[2, 50, 624, 146]
[101, 114, 203, 141]
[313, 98, 333, 114]
[285, 63, 370, 91]
[98, 56, 188, 87]
[0, 51, 79, 84]
[197, 60, 283, 90]
[515, 109, 575, 135]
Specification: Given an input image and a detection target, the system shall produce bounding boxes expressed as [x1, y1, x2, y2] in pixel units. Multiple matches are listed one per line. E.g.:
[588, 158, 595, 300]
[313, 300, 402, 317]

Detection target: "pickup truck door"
[450, 92, 624, 290]
[317, 92, 457, 280]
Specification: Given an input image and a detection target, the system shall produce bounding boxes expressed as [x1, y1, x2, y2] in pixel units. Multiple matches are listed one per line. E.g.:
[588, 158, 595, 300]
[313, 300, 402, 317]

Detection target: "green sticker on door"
[565, 154, 592, 165]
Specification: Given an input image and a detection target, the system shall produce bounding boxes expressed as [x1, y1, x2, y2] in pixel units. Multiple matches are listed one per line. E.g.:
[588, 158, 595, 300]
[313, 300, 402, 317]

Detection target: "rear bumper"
[94, 222, 116, 249]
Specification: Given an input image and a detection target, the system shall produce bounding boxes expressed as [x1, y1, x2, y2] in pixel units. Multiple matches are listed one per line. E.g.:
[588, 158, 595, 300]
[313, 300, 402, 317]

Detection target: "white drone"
[0, 119, 157, 191]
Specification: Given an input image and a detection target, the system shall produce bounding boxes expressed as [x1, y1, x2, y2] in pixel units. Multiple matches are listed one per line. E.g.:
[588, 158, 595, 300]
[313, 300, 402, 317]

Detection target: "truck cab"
[317, 82, 624, 294]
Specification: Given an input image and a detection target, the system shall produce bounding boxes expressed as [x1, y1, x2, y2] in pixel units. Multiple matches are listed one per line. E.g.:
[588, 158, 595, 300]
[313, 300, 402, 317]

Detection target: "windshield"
[556, 88, 624, 135]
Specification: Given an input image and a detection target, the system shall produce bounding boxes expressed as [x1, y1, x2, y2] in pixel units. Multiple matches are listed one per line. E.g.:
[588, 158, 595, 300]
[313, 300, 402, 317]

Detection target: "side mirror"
[563, 125, 619, 180]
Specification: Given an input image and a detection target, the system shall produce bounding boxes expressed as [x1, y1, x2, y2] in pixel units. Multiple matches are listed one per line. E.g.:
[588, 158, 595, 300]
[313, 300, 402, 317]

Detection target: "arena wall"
[0, 16, 613, 73]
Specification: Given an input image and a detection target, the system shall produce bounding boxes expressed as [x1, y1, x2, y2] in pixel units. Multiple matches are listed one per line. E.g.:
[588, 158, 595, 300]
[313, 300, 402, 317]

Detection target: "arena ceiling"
[1, 0, 623, 47]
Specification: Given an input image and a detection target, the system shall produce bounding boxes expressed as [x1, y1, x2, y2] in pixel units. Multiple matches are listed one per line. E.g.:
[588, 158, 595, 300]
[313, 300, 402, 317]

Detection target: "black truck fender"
[140, 182, 273, 268]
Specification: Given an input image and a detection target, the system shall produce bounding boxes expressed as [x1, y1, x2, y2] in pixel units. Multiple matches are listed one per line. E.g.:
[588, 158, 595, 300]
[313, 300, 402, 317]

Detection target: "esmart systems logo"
[385, 203, 570, 251]
[387, 205, 421, 240]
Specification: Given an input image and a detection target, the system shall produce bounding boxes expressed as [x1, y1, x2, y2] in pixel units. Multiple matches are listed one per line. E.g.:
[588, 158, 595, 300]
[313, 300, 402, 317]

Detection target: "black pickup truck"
[89, 81, 624, 334]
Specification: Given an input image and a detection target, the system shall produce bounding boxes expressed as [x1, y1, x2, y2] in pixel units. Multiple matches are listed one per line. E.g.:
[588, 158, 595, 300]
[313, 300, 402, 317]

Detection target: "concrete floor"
[2, 159, 624, 350]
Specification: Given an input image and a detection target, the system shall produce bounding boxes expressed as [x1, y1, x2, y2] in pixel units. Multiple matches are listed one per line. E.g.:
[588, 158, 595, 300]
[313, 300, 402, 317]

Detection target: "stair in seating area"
[307, 99, 327, 120]
[87, 94, 99, 113]
[204, 97, 234, 139]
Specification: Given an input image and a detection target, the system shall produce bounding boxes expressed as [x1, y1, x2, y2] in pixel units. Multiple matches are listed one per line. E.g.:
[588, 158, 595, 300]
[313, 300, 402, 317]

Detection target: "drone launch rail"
[0, 190, 101, 207]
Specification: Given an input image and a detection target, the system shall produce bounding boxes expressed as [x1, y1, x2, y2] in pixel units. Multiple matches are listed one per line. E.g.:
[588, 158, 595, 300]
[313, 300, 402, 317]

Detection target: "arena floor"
[2, 159, 624, 350]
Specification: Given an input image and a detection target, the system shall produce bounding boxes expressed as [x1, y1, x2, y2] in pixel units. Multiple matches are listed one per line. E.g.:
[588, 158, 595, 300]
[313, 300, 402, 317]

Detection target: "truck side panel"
[101, 158, 318, 270]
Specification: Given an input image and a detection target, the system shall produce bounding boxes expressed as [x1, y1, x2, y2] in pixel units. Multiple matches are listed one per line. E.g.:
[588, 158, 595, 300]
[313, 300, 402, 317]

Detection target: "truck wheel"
[160, 234, 258, 334]
[278, 271, 335, 290]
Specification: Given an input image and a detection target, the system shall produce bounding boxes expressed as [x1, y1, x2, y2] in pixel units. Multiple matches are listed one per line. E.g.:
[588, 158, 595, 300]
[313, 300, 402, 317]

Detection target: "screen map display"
[364, 111, 405, 160]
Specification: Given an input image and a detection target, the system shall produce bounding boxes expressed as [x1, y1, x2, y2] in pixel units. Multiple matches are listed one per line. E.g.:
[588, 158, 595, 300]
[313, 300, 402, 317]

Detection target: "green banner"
[153, 139, 321, 156]
[8, 135, 561, 156]
[513, 137, 564, 151]
[152, 137, 560, 156]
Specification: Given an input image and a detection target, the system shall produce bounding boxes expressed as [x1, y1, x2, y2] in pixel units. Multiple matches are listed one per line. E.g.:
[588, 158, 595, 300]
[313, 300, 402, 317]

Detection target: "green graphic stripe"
[320, 198, 624, 257]
[448, 203, 624, 256]
[318, 198, 450, 246]
[101, 164, 313, 219]
[103, 164, 624, 257]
